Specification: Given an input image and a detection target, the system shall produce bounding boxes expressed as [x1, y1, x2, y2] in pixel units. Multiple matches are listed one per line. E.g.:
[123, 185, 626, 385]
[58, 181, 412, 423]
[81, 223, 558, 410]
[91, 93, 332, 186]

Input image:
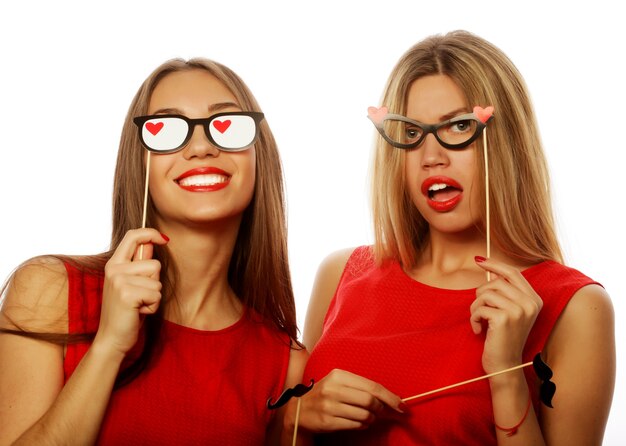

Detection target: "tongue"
[432, 188, 461, 202]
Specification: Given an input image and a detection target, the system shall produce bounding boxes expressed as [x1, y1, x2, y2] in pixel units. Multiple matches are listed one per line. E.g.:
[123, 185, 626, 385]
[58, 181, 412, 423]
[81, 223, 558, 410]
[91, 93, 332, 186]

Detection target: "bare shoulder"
[546, 283, 614, 357]
[316, 247, 357, 283]
[0, 256, 69, 332]
[303, 247, 357, 350]
[553, 284, 613, 336]
[570, 283, 613, 314]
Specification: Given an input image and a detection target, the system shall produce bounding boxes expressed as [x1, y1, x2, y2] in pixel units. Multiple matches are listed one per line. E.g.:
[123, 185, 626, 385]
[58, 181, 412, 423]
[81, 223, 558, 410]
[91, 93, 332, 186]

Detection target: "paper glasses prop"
[132, 112, 265, 257]
[133, 112, 265, 154]
[367, 106, 489, 150]
[367, 105, 495, 280]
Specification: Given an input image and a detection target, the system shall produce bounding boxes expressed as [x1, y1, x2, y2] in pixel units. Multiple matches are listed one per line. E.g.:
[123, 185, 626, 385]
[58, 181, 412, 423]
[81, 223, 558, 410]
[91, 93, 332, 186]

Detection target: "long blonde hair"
[371, 30, 562, 267]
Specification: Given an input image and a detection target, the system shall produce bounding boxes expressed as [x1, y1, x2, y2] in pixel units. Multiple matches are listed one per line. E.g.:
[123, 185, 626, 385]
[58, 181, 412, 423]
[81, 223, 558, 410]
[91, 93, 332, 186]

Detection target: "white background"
[1, 1, 624, 442]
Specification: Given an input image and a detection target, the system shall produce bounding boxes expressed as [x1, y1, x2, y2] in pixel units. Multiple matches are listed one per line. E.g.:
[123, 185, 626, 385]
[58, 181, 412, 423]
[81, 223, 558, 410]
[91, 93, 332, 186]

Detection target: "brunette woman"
[0, 58, 306, 445]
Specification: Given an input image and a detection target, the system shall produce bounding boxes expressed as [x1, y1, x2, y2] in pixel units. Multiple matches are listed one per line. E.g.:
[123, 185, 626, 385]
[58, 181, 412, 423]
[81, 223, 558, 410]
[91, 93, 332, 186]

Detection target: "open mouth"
[421, 176, 464, 212]
[427, 183, 462, 202]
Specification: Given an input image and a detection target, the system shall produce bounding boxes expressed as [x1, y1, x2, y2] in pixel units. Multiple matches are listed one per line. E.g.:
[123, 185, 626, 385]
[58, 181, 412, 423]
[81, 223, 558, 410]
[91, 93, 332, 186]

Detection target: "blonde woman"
[292, 31, 615, 445]
[0, 59, 306, 445]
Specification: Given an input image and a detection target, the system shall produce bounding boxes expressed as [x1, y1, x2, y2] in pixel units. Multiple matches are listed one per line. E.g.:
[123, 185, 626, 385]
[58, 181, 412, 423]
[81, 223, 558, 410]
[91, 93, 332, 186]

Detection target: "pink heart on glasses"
[146, 122, 164, 135]
[213, 120, 231, 133]
[473, 106, 494, 124]
[367, 106, 389, 124]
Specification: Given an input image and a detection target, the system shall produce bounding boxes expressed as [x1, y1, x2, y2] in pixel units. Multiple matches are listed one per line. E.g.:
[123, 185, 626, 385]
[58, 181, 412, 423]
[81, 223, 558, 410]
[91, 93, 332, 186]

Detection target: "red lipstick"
[175, 166, 231, 192]
[421, 176, 463, 212]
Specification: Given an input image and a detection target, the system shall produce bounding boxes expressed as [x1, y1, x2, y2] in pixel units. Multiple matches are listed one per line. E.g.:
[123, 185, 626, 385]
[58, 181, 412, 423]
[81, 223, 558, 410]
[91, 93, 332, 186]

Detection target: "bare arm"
[302, 248, 354, 350]
[0, 229, 168, 445]
[0, 259, 124, 445]
[10, 337, 127, 445]
[273, 346, 310, 446]
[485, 284, 615, 446]
[540, 284, 615, 445]
[474, 259, 615, 446]
[0, 258, 68, 445]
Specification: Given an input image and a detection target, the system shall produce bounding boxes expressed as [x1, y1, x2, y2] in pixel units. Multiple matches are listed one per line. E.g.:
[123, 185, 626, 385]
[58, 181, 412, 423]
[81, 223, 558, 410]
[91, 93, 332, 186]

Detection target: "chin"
[419, 212, 479, 234]
[430, 219, 482, 237]
[190, 209, 245, 224]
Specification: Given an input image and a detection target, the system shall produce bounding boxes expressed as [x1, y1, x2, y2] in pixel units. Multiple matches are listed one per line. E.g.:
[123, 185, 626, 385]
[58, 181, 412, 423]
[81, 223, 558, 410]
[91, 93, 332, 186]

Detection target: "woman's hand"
[470, 257, 543, 374]
[295, 369, 404, 433]
[93, 228, 169, 357]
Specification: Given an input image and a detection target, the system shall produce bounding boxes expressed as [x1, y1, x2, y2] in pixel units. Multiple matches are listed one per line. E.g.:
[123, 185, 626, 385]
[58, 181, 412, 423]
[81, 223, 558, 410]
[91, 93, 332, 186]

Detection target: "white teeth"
[428, 183, 449, 192]
[178, 174, 228, 186]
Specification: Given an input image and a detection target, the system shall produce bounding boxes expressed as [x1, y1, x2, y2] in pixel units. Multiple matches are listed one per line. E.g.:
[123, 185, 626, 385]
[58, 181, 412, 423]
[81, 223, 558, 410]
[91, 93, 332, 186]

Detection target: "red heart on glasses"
[213, 120, 231, 133]
[146, 122, 164, 135]
[473, 106, 494, 124]
[367, 106, 389, 124]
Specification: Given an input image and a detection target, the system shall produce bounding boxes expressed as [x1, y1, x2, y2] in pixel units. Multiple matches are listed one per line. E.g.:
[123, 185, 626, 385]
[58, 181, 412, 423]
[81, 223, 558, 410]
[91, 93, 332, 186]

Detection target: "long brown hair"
[113, 58, 297, 336]
[371, 30, 563, 267]
[1, 58, 298, 383]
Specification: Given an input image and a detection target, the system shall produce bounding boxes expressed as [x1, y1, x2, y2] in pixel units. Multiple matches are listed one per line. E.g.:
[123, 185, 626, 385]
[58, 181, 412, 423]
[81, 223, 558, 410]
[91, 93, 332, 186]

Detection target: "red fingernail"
[474, 256, 487, 263]
[160, 233, 170, 242]
[398, 402, 409, 413]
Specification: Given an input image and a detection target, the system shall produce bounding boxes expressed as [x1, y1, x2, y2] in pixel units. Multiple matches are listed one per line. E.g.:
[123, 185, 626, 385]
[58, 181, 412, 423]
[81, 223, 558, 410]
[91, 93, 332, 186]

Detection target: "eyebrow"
[439, 107, 470, 121]
[209, 101, 242, 112]
[152, 102, 242, 115]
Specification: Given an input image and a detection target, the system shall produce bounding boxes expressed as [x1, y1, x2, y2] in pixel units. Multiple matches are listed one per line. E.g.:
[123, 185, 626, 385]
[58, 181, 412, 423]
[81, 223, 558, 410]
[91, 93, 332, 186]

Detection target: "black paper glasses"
[370, 112, 486, 150]
[133, 111, 265, 154]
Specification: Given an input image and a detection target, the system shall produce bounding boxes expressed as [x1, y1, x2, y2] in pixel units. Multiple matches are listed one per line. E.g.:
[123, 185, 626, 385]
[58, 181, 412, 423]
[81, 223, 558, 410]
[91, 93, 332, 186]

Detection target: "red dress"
[63, 262, 291, 445]
[303, 246, 598, 445]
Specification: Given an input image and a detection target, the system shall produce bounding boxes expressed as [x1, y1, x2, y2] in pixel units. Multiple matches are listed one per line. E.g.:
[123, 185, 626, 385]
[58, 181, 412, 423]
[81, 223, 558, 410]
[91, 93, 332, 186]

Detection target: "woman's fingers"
[471, 283, 540, 332]
[116, 282, 162, 308]
[299, 369, 404, 432]
[475, 257, 535, 294]
[321, 384, 385, 416]
[329, 369, 403, 413]
[476, 281, 541, 319]
[95, 229, 168, 355]
[108, 229, 169, 264]
[471, 258, 545, 373]
[319, 389, 381, 424]
[470, 305, 501, 335]
[106, 259, 162, 285]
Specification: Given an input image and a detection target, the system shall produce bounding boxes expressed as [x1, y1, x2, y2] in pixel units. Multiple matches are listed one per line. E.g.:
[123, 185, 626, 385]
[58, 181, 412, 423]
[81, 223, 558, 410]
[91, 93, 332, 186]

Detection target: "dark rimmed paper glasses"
[133, 111, 265, 154]
[369, 112, 487, 150]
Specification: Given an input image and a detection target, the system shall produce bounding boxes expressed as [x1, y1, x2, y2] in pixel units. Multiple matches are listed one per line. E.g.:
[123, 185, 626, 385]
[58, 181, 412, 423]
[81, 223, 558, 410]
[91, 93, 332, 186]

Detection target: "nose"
[420, 134, 449, 169]
[183, 123, 220, 159]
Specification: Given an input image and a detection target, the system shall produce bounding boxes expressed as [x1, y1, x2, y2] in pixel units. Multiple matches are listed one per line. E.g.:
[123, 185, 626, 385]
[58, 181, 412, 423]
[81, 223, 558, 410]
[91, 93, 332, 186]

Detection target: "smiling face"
[404, 74, 481, 235]
[146, 69, 256, 229]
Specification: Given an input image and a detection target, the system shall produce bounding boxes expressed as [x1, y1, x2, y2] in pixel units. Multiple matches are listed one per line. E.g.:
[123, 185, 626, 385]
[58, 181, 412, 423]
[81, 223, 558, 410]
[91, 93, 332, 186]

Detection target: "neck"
[410, 225, 525, 289]
[425, 226, 486, 272]
[156, 215, 244, 330]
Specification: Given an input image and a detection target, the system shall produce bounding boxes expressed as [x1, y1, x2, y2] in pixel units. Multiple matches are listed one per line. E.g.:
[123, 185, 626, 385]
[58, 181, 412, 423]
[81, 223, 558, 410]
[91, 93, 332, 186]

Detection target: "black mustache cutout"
[267, 379, 315, 410]
[533, 353, 556, 408]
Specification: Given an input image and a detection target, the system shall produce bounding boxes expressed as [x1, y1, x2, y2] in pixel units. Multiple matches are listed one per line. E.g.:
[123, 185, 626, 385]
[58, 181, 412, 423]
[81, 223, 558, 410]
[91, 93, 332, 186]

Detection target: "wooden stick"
[138, 150, 151, 261]
[401, 361, 532, 403]
[483, 127, 491, 282]
[292, 398, 302, 446]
